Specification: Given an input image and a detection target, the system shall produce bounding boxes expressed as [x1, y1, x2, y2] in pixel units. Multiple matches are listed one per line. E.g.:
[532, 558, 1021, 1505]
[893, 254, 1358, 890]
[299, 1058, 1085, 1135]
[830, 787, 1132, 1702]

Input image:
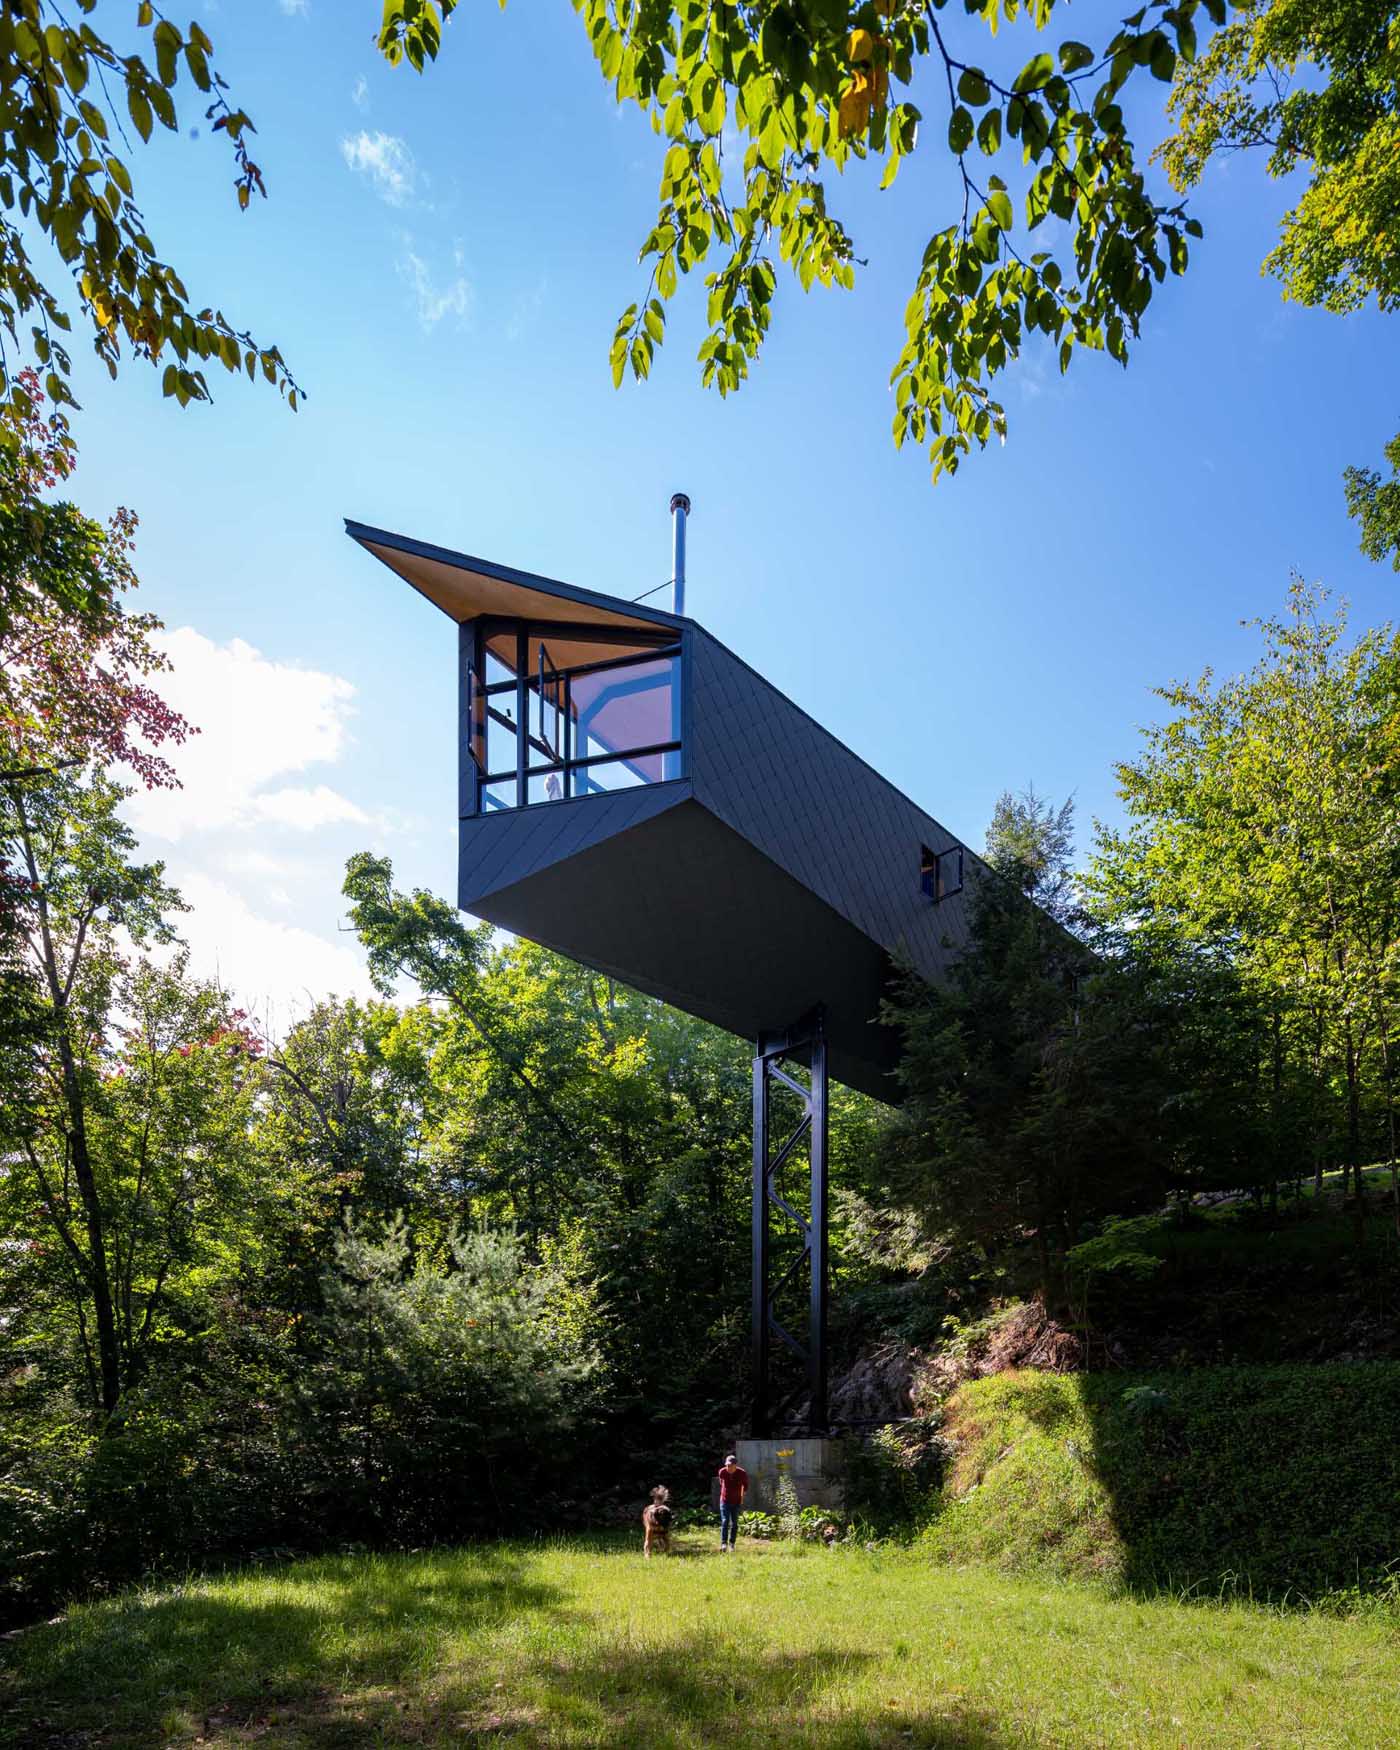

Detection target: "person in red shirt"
[716, 1453, 748, 1552]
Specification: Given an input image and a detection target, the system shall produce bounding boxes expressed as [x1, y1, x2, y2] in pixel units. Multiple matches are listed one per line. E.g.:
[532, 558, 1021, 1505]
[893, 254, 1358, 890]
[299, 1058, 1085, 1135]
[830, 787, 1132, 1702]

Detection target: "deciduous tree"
[1157, 0, 1399, 564]
[0, 375, 189, 787]
[0, 1, 297, 433]
[0, 769, 271, 1415]
[1087, 582, 1400, 1213]
[379, 0, 1213, 482]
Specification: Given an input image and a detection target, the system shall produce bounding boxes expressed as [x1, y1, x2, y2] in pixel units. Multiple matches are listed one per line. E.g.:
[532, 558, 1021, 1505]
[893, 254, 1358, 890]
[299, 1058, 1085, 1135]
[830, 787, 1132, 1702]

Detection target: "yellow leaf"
[839, 84, 872, 138]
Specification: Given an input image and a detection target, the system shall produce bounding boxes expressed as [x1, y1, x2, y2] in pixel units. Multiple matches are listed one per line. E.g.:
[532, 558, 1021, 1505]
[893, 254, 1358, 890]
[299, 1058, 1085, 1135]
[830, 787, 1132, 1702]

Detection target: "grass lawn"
[3, 1533, 1397, 1748]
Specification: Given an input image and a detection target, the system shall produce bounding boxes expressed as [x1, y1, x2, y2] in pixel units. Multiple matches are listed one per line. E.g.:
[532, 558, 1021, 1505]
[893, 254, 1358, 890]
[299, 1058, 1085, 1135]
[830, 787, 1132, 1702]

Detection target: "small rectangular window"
[921, 844, 964, 902]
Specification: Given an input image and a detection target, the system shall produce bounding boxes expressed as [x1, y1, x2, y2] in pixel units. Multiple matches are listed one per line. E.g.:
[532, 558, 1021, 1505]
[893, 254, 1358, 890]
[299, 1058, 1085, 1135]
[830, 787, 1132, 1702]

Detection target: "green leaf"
[948, 106, 974, 154]
[986, 189, 1013, 231]
[152, 19, 181, 88]
[1058, 41, 1094, 74]
[185, 43, 211, 93]
[1014, 53, 1054, 92]
[957, 69, 991, 107]
[127, 87, 153, 144]
[977, 108, 1002, 155]
[697, 75, 725, 136]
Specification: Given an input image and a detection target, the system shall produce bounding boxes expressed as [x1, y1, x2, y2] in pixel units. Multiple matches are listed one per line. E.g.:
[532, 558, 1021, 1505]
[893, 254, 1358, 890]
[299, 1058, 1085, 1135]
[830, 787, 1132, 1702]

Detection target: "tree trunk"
[19, 798, 121, 1415]
[1380, 1030, 1400, 1242]
[47, 1015, 121, 1413]
[1344, 1023, 1366, 1243]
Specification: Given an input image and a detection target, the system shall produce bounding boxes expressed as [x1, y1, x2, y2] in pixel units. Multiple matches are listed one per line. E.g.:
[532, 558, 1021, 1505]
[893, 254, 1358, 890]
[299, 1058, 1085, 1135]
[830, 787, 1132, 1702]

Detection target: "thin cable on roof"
[631, 578, 674, 604]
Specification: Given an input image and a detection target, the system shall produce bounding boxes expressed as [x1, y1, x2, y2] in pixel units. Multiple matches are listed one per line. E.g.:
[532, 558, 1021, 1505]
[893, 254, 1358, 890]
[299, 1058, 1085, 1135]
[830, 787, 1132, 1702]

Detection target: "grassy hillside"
[4, 1536, 1400, 1748]
[925, 1363, 1400, 1600]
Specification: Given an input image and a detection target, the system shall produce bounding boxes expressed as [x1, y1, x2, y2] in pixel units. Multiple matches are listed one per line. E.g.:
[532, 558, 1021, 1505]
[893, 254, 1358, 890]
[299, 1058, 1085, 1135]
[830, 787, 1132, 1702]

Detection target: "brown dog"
[642, 1485, 673, 1558]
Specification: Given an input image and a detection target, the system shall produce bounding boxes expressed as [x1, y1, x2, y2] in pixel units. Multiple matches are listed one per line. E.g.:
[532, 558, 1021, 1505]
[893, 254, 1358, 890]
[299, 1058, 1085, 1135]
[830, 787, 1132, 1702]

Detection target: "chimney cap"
[670, 492, 691, 515]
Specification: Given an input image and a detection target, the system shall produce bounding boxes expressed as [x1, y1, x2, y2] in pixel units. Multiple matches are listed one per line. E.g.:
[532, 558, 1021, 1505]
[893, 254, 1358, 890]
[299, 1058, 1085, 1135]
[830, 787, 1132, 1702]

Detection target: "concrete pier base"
[729, 1437, 846, 1512]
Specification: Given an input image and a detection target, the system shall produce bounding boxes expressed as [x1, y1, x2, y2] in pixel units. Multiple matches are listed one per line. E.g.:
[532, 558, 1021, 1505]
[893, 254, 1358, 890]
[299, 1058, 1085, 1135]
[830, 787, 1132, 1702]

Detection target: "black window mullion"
[563, 672, 573, 799]
[459, 620, 475, 819]
[515, 628, 528, 808]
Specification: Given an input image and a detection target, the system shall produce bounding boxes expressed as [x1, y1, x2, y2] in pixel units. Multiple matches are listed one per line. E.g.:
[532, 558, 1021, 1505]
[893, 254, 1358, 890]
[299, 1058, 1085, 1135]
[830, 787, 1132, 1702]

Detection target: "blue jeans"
[720, 1500, 740, 1546]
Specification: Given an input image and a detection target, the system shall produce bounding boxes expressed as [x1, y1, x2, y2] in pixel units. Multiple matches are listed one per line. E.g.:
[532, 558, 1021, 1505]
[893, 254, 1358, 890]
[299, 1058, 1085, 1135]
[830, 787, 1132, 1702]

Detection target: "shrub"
[733, 1507, 844, 1543]
[0, 1341, 294, 1629]
[773, 1460, 802, 1540]
[844, 1421, 949, 1534]
[796, 1505, 847, 1541]
[297, 1218, 603, 1543]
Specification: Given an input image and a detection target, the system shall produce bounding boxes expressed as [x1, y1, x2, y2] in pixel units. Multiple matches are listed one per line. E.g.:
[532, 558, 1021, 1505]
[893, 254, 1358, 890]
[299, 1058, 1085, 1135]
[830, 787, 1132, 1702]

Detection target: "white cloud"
[121, 629, 383, 1029]
[127, 629, 360, 842]
[252, 785, 373, 832]
[340, 130, 417, 207]
[397, 240, 472, 331]
[351, 74, 369, 109]
[175, 873, 375, 1023]
[279, 0, 309, 14]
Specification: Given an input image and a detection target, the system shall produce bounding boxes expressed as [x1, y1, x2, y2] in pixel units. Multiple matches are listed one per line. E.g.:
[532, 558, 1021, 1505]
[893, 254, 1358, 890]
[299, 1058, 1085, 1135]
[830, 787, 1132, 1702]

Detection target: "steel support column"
[750, 1005, 829, 1436]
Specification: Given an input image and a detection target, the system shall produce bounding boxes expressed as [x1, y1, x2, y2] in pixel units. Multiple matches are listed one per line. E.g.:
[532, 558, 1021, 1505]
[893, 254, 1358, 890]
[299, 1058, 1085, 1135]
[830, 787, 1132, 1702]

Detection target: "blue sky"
[57, 1, 1398, 1018]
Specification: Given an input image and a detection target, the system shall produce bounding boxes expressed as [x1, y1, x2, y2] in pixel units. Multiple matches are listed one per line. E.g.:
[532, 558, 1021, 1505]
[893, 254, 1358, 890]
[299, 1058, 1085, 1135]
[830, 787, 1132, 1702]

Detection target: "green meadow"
[5, 1535, 1397, 1748]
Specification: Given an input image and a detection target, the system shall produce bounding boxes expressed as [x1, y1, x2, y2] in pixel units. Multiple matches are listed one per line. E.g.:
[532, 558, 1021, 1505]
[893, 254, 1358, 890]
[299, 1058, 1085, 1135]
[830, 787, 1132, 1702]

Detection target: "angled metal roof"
[351, 519, 983, 1102]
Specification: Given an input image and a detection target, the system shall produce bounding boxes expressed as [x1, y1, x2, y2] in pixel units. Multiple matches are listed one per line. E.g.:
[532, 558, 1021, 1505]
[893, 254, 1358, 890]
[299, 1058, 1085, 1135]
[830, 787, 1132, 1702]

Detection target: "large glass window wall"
[465, 617, 684, 814]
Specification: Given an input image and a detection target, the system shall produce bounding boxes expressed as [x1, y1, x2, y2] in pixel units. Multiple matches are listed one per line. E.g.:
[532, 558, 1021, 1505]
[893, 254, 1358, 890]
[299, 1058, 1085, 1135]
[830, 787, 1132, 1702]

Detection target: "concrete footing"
[727, 1437, 846, 1512]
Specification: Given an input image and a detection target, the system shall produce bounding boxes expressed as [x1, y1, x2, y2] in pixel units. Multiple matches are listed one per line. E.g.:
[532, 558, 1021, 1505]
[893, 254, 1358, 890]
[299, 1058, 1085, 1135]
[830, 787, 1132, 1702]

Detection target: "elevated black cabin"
[348, 519, 981, 1103]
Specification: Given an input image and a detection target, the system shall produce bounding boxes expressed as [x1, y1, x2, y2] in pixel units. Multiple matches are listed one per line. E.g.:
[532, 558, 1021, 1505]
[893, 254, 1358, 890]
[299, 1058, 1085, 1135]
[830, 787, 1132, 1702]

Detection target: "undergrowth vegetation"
[925, 1364, 1400, 1602]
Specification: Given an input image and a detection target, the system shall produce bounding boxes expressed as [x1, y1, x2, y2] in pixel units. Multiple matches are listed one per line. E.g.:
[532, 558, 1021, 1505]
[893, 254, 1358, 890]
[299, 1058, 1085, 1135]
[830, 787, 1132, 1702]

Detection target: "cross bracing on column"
[751, 1005, 829, 1437]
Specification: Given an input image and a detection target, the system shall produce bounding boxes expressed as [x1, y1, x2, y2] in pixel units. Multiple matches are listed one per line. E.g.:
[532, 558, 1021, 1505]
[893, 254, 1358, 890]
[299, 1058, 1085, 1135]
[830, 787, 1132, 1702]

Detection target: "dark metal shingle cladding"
[457, 782, 692, 912]
[687, 629, 979, 980]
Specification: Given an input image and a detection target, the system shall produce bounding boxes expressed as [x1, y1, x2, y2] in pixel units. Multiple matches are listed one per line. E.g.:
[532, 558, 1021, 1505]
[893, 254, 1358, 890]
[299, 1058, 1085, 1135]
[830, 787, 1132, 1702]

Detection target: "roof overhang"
[346, 519, 680, 639]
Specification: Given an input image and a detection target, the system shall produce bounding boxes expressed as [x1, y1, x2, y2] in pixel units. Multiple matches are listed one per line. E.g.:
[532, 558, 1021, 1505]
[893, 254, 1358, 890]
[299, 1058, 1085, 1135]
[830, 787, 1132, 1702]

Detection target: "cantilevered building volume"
[349, 504, 983, 1433]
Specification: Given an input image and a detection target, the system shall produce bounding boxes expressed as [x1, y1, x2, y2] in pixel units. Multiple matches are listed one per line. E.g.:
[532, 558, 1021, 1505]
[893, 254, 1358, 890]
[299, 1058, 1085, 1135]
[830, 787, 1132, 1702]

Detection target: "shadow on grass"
[2, 1561, 1030, 1749]
[0, 1547, 571, 1749]
[466, 1628, 1020, 1747]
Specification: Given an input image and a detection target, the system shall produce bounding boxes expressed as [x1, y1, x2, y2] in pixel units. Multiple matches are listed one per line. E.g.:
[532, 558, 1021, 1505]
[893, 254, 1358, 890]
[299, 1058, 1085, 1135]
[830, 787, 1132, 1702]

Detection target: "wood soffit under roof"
[347, 522, 679, 668]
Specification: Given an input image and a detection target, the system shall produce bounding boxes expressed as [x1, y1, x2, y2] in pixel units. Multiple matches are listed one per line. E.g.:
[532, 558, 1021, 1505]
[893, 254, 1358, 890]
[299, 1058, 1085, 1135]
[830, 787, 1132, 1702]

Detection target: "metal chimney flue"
[669, 492, 690, 617]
